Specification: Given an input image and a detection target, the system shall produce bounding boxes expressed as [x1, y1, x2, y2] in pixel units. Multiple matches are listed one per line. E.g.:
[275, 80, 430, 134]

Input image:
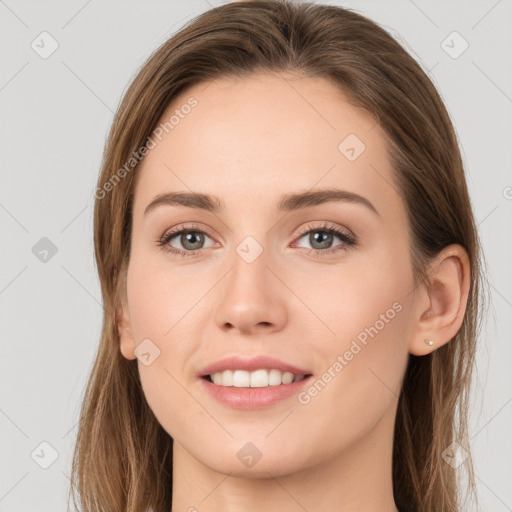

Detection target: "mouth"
[201, 369, 313, 388]
[199, 369, 314, 409]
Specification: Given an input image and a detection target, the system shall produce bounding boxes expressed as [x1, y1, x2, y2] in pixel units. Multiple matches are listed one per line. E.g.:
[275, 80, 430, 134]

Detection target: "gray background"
[1, 0, 511, 510]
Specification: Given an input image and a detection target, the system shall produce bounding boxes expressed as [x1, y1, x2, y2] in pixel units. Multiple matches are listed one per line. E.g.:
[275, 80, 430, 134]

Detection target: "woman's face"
[119, 72, 419, 477]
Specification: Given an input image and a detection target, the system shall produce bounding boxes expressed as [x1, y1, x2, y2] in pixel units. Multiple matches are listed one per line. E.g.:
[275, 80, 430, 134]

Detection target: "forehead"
[133, 71, 400, 218]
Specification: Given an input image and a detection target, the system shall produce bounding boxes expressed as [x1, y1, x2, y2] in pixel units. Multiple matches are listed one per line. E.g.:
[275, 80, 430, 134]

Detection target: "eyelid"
[294, 221, 354, 239]
[159, 221, 351, 243]
[160, 222, 214, 241]
[158, 221, 357, 257]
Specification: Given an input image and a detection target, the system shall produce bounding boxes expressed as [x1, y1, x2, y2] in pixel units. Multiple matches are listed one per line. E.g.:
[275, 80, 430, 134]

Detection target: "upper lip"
[199, 355, 312, 377]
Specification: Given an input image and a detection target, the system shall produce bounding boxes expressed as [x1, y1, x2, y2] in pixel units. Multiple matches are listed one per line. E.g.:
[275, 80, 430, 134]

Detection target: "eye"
[157, 224, 215, 257]
[157, 222, 357, 258]
[292, 222, 356, 257]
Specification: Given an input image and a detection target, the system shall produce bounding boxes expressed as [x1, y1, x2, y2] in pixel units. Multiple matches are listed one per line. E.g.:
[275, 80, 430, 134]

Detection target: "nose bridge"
[214, 232, 287, 333]
[228, 207, 297, 289]
[228, 233, 270, 297]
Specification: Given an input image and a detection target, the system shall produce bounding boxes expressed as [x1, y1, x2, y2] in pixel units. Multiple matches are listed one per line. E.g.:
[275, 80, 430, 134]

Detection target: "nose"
[214, 245, 288, 336]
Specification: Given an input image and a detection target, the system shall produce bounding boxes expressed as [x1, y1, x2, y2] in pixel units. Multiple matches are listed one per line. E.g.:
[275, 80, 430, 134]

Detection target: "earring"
[424, 338, 434, 346]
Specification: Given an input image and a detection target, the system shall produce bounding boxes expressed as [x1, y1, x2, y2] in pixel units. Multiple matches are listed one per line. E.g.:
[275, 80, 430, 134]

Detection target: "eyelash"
[156, 222, 357, 258]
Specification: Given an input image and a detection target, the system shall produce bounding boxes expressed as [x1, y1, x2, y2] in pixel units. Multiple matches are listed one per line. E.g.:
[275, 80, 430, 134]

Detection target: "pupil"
[311, 231, 332, 250]
[182, 232, 203, 250]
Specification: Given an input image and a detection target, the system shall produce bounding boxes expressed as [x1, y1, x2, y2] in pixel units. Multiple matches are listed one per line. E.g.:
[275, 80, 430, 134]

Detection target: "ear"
[116, 297, 137, 361]
[409, 244, 471, 356]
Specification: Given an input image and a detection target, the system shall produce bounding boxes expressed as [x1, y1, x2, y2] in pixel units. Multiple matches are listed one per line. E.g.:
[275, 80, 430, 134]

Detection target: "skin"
[117, 71, 470, 512]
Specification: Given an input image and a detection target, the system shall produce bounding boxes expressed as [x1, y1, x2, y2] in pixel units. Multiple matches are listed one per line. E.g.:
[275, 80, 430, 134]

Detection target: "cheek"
[301, 243, 413, 350]
[125, 248, 204, 343]
[125, 249, 209, 402]
[127, 257, 200, 437]
[298, 246, 413, 418]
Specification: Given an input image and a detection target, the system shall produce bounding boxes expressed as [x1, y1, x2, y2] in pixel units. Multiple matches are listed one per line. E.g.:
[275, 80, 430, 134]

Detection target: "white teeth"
[250, 369, 268, 387]
[268, 369, 283, 386]
[208, 369, 307, 387]
[232, 370, 250, 387]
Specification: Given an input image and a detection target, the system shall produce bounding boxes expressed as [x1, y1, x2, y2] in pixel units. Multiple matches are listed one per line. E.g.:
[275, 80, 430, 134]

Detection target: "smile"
[205, 369, 310, 387]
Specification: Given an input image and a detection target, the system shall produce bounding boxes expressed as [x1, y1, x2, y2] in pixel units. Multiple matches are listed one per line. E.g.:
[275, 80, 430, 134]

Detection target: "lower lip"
[199, 376, 313, 410]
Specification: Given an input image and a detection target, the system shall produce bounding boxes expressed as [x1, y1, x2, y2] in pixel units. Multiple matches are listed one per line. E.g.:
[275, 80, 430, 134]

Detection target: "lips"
[200, 374, 313, 409]
[198, 355, 312, 378]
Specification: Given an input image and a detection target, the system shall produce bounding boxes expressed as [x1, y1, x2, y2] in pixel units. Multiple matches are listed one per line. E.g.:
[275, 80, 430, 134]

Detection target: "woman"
[69, 1, 486, 511]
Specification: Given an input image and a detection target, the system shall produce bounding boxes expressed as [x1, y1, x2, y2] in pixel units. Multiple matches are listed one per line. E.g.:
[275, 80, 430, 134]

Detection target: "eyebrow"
[143, 188, 379, 216]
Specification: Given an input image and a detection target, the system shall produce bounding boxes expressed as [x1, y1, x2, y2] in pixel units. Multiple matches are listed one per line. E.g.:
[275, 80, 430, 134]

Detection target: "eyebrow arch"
[144, 188, 379, 216]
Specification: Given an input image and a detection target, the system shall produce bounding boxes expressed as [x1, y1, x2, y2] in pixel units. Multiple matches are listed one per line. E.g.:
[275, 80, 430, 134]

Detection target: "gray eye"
[169, 231, 214, 251]
[296, 230, 343, 251]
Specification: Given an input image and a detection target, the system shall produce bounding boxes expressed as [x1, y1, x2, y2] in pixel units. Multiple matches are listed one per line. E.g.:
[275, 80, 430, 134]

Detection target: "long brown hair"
[68, 2, 487, 511]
